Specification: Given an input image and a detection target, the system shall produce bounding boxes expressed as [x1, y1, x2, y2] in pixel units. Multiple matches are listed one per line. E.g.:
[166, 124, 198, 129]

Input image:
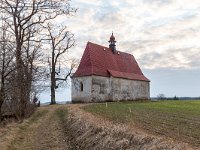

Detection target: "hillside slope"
[0, 104, 196, 150]
[83, 101, 200, 147]
[67, 104, 194, 150]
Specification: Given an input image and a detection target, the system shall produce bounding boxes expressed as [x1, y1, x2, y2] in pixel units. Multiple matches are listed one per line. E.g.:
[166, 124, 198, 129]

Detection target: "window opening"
[80, 82, 83, 91]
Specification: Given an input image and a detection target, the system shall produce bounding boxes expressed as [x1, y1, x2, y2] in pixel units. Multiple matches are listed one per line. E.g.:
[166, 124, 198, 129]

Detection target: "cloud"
[62, 0, 200, 70]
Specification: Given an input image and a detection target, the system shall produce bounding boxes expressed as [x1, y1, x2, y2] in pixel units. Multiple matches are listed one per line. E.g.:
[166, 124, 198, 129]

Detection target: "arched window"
[80, 82, 83, 92]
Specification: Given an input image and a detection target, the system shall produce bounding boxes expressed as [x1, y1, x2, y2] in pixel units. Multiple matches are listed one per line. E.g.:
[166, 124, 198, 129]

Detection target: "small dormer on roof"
[108, 32, 117, 54]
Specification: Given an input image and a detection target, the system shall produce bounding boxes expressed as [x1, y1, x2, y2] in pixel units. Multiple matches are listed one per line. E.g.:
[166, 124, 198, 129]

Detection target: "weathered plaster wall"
[71, 76, 92, 103]
[91, 76, 111, 102]
[72, 75, 150, 103]
[111, 77, 150, 101]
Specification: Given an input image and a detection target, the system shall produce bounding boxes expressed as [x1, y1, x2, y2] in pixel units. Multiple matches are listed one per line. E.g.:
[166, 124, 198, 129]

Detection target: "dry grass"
[0, 105, 69, 150]
[0, 109, 48, 150]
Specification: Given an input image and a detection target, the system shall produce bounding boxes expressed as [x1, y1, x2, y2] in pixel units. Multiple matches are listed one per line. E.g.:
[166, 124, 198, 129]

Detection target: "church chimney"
[108, 32, 116, 53]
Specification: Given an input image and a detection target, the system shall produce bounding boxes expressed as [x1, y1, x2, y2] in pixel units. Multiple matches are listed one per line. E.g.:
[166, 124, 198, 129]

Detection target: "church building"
[71, 33, 150, 102]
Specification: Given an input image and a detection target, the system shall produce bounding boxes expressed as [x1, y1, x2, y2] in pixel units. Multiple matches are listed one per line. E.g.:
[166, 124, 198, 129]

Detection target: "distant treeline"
[151, 97, 200, 100]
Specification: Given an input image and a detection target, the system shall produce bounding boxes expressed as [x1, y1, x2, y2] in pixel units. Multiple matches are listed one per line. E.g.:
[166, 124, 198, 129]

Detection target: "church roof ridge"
[73, 41, 150, 82]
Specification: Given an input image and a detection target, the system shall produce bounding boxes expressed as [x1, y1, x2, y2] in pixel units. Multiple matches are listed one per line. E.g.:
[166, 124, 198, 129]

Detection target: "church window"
[80, 82, 83, 92]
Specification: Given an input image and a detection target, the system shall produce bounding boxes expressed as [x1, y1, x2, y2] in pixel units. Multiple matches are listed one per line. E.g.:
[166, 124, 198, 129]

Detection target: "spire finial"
[108, 32, 116, 53]
[110, 32, 115, 41]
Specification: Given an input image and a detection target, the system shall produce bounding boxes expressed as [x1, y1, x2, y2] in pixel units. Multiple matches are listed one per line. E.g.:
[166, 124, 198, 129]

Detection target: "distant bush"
[157, 94, 166, 100]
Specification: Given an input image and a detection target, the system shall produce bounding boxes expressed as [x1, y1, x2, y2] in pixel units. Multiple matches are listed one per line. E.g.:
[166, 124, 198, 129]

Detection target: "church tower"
[108, 32, 116, 53]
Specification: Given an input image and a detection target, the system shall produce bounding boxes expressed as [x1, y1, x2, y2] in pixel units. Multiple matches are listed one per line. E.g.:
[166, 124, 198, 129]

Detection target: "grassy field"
[83, 100, 200, 147]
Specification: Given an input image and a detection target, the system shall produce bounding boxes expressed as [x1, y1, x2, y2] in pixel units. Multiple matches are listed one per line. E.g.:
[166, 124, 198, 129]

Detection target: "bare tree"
[157, 94, 166, 100]
[46, 23, 75, 104]
[0, 0, 76, 118]
[0, 19, 15, 121]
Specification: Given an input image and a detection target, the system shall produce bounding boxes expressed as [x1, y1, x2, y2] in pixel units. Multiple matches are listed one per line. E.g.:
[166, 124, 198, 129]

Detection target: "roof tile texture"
[73, 42, 150, 82]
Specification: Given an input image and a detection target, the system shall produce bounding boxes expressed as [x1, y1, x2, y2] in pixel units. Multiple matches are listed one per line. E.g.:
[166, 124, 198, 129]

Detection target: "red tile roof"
[72, 42, 150, 82]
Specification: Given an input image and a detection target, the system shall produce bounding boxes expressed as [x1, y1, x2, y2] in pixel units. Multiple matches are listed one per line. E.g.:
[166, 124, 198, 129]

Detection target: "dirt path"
[0, 104, 197, 150]
[0, 105, 70, 150]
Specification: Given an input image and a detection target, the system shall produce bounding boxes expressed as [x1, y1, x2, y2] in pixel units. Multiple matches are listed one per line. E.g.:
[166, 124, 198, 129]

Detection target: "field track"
[0, 101, 198, 150]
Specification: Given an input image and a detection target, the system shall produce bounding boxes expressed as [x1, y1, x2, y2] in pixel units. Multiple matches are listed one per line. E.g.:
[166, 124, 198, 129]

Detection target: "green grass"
[83, 100, 200, 147]
[19, 110, 48, 131]
[54, 107, 69, 137]
[29, 110, 49, 123]
[55, 107, 68, 123]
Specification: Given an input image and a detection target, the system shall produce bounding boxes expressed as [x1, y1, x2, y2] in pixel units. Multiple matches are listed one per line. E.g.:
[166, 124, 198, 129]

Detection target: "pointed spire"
[110, 32, 115, 41]
[108, 32, 116, 54]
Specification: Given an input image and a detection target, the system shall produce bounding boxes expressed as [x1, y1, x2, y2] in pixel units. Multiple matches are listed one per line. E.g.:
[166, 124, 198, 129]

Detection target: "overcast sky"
[40, 0, 200, 102]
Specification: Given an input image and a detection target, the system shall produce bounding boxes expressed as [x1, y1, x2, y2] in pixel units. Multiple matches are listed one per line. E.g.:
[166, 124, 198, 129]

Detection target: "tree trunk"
[0, 80, 5, 123]
[50, 71, 56, 104]
[16, 41, 26, 118]
[0, 95, 3, 123]
[50, 61, 56, 104]
[0, 52, 5, 122]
